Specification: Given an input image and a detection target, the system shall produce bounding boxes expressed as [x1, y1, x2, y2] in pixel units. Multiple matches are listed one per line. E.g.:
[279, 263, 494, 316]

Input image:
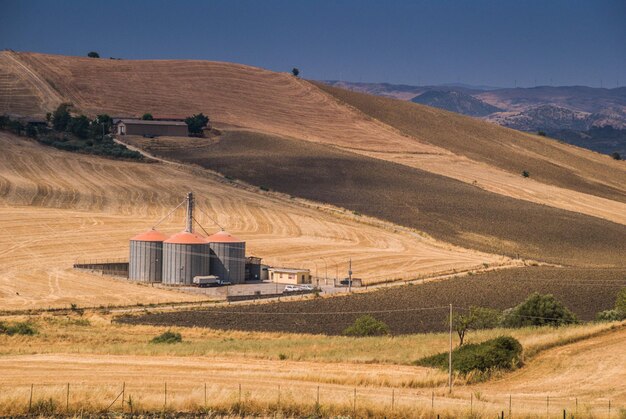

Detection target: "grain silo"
[207, 230, 246, 284]
[129, 229, 168, 282]
[162, 192, 211, 285]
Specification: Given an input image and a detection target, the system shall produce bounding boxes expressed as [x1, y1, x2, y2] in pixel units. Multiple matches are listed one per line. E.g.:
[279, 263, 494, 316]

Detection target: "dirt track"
[0, 132, 506, 310]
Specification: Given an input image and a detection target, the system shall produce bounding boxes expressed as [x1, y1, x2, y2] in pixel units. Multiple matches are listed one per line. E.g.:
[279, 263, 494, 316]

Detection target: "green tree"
[292, 67, 300, 77]
[612, 152, 621, 161]
[141, 113, 154, 120]
[522, 170, 530, 178]
[501, 293, 577, 328]
[452, 306, 501, 345]
[184, 113, 209, 136]
[343, 315, 390, 336]
[537, 131, 547, 137]
[52, 104, 72, 131]
[90, 114, 113, 139]
[67, 115, 90, 139]
[87, 51, 100, 58]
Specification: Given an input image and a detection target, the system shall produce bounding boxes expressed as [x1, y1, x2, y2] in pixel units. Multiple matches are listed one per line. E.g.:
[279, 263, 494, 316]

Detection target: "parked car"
[283, 285, 302, 293]
[300, 284, 315, 291]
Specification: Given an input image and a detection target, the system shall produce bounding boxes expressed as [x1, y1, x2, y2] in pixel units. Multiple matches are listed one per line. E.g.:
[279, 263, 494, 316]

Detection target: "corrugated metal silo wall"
[162, 243, 210, 285]
[129, 240, 163, 282]
[209, 242, 246, 284]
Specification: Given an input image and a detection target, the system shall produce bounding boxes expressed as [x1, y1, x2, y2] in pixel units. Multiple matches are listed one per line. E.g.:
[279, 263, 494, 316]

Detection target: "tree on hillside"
[87, 51, 100, 58]
[292, 67, 300, 77]
[141, 113, 154, 120]
[90, 114, 113, 139]
[52, 103, 72, 131]
[343, 315, 389, 336]
[612, 152, 621, 160]
[501, 293, 577, 328]
[67, 115, 90, 139]
[452, 306, 500, 345]
[184, 113, 210, 136]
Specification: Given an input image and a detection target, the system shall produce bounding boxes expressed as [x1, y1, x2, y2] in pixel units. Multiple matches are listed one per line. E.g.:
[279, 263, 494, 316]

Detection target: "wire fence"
[1, 381, 621, 417]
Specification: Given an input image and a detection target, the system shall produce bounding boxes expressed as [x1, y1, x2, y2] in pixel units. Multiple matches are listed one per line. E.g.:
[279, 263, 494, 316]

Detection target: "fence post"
[317, 385, 320, 406]
[609, 399, 611, 418]
[204, 382, 207, 406]
[353, 388, 357, 417]
[164, 382, 167, 409]
[278, 384, 281, 411]
[470, 392, 473, 415]
[431, 390, 434, 409]
[547, 395, 549, 417]
[28, 384, 33, 412]
[391, 388, 395, 411]
[121, 382, 125, 412]
[66, 383, 70, 411]
[563, 409, 566, 419]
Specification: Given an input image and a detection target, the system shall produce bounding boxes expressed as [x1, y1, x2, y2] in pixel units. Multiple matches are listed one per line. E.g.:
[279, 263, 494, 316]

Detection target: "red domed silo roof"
[164, 231, 209, 245]
[130, 229, 169, 242]
[207, 230, 244, 243]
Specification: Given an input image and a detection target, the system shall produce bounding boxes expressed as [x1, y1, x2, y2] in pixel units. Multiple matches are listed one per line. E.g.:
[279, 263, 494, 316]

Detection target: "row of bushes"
[1, 106, 143, 160]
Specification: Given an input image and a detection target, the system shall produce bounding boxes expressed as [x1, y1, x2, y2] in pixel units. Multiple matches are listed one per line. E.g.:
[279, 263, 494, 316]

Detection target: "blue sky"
[1, 0, 624, 87]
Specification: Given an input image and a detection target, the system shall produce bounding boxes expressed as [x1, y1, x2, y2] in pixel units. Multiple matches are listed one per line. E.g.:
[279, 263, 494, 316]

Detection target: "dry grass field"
[0, 314, 623, 416]
[0, 132, 507, 310]
[125, 131, 626, 267]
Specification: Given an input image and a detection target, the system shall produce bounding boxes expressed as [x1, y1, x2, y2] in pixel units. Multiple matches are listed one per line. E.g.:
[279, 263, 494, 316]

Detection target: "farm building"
[207, 231, 246, 284]
[269, 267, 311, 284]
[127, 192, 251, 286]
[128, 229, 168, 282]
[245, 256, 268, 281]
[115, 119, 188, 137]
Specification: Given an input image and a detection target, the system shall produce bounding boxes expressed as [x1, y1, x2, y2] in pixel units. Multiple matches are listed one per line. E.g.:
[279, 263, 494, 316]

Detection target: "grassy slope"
[121, 266, 626, 335]
[126, 132, 626, 267]
[314, 82, 626, 204]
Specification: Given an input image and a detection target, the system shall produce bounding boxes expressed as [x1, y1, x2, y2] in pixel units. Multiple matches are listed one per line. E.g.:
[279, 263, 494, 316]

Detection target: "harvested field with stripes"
[0, 132, 508, 310]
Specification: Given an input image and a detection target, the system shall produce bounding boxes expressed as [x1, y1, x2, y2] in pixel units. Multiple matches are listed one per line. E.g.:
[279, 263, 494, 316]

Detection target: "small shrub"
[141, 113, 154, 120]
[416, 336, 522, 374]
[150, 330, 182, 344]
[0, 321, 37, 336]
[595, 309, 625, 322]
[278, 353, 288, 360]
[612, 152, 621, 161]
[260, 186, 270, 192]
[292, 67, 300, 77]
[537, 131, 547, 137]
[87, 51, 100, 58]
[522, 170, 530, 178]
[343, 315, 390, 336]
[500, 292, 577, 328]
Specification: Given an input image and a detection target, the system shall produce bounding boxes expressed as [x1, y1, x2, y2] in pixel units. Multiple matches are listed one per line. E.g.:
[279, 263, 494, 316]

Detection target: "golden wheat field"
[2, 51, 626, 229]
[0, 132, 510, 310]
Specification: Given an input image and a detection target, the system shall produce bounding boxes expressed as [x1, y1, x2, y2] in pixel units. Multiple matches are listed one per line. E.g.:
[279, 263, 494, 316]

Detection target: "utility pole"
[449, 303, 453, 392]
[348, 258, 353, 293]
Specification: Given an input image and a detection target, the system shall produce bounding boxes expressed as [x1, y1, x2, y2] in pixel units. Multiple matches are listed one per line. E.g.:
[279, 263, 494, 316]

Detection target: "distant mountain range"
[324, 81, 626, 156]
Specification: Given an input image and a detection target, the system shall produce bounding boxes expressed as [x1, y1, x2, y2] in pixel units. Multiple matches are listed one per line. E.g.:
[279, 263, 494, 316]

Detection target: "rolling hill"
[0, 131, 506, 310]
[410, 90, 502, 116]
[2, 51, 626, 269]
